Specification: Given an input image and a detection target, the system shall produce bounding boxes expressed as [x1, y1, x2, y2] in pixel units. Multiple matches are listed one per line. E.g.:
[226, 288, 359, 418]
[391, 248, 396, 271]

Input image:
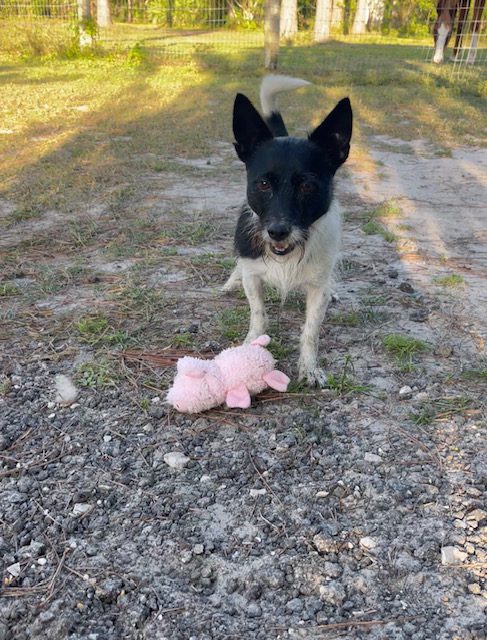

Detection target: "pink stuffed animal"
[166, 335, 290, 413]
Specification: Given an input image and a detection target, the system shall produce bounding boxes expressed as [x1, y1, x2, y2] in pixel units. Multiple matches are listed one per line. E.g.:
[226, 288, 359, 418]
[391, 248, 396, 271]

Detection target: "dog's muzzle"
[267, 222, 295, 256]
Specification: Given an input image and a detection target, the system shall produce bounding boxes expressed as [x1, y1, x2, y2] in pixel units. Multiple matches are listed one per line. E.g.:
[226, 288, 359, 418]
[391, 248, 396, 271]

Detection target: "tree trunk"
[280, 0, 297, 39]
[97, 0, 111, 27]
[264, 0, 281, 69]
[331, 0, 343, 30]
[314, 0, 333, 42]
[351, 0, 368, 35]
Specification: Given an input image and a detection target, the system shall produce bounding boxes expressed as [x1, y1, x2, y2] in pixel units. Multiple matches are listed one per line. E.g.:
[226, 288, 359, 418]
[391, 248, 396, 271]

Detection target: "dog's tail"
[260, 75, 311, 137]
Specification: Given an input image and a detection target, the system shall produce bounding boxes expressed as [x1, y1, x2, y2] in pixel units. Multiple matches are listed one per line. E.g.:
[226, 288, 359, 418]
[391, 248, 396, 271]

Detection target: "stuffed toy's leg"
[226, 384, 252, 409]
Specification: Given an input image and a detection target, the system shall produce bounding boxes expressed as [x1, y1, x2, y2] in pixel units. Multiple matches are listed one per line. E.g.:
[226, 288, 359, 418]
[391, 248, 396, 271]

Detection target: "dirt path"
[1, 136, 486, 639]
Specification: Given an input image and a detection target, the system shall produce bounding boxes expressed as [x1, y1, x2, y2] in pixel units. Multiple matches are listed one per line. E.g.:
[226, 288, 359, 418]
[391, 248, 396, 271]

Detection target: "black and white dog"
[224, 75, 352, 386]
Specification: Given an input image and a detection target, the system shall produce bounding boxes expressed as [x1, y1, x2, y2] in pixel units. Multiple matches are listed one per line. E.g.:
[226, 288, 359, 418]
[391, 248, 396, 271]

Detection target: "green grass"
[382, 333, 429, 371]
[410, 396, 473, 426]
[433, 274, 465, 288]
[217, 307, 249, 342]
[0, 283, 21, 297]
[362, 220, 397, 243]
[325, 355, 371, 396]
[76, 358, 119, 389]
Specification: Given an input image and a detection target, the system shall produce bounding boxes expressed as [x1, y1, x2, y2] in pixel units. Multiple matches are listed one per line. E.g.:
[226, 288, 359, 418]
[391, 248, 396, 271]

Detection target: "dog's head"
[233, 93, 352, 257]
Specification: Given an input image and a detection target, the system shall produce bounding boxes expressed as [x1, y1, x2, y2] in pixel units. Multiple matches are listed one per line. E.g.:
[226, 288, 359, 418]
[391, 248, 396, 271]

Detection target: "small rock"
[315, 490, 329, 498]
[387, 269, 399, 279]
[313, 534, 338, 554]
[468, 583, 482, 595]
[399, 385, 413, 399]
[249, 488, 267, 497]
[7, 562, 21, 577]
[285, 598, 304, 614]
[193, 544, 204, 555]
[180, 550, 192, 564]
[441, 546, 468, 565]
[319, 581, 346, 605]
[410, 309, 429, 323]
[163, 451, 190, 470]
[359, 536, 377, 551]
[72, 503, 93, 517]
[37, 557, 47, 566]
[247, 603, 262, 618]
[399, 282, 415, 294]
[364, 452, 382, 463]
[466, 509, 487, 524]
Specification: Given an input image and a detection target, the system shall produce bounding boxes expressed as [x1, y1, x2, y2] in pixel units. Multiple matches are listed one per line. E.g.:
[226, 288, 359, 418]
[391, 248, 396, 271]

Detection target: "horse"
[433, 0, 485, 64]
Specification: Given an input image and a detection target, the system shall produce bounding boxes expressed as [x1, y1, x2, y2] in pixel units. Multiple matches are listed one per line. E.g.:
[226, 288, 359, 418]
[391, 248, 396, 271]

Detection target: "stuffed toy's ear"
[250, 335, 271, 347]
[226, 384, 251, 409]
[263, 370, 290, 392]
[177, 356, 206, 378]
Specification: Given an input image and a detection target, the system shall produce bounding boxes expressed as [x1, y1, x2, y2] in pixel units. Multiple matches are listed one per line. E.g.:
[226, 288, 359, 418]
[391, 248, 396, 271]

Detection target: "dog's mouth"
[269, 241, 295, 256]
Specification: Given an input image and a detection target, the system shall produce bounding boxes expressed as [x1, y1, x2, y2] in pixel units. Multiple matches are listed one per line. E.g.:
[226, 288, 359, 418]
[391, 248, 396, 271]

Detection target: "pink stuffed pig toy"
[166, 335, 290, 413]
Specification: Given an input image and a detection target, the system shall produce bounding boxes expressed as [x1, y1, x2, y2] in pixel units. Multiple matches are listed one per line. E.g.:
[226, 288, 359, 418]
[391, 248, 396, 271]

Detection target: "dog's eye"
[257, 180, 272, 192]
[299, 182, 315, 195]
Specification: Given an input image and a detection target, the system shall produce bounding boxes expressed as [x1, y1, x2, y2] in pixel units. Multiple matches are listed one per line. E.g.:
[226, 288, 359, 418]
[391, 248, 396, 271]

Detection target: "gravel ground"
[1, 138, 486, 639]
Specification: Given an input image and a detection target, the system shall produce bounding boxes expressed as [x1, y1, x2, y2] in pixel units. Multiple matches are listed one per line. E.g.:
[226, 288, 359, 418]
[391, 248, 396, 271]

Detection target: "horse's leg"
[453, 0, 470, 60]
[467, 0, 485, 63]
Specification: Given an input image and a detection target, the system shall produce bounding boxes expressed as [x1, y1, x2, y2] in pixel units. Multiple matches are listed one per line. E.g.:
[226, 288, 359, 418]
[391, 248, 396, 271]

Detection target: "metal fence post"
[264, 0, 281, 69]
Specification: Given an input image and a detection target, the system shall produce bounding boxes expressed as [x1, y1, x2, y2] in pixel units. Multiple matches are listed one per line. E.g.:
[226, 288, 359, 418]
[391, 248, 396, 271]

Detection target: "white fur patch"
[260, 75, 311, 117]
[55, 374, 78, 406]
[238, 199, 342, 300]
[433, 23, 449, 64]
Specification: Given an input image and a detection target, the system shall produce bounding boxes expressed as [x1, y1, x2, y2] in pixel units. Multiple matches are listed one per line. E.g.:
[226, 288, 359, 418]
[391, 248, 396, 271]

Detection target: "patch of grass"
[0, 375, 12, 395]
[217, 307, 249, 342]
[171, 333, 195, 347]
[370, 199, 402, 219]
[433, 273, 465, 288]
[76, 358, 119, 389]
[112, 281, 164, 323]
[382, 333, 429, 372]
[74, 313, 131, 348]
[410, 396, 473, 426]
[267, 337, 293, 361]
[461, 364, 487, 382]
[362, 220, 397, 243]
[161, 221, 216, 247]
[0, 283, 21, 297]
[5, 205, 43, 225]
[326, 355, 371, 396]
[330, 308, 390, 327]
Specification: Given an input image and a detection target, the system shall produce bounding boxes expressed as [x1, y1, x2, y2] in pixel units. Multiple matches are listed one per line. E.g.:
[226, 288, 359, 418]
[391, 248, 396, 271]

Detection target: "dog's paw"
[298, 363, 328, 388]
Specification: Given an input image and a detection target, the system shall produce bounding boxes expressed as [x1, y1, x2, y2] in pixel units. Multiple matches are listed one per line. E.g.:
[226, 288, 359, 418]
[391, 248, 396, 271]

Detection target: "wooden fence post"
[264, 0, 280, 70]
[77, 0, 93, 47]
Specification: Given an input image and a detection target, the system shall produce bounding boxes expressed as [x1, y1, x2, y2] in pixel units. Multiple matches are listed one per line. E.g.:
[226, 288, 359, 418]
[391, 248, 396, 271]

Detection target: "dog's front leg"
[242, 272, 267, 342]
[298, 283, 331, 387]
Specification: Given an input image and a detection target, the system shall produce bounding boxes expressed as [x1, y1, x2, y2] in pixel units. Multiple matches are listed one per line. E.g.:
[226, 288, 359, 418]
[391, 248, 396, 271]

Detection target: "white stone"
[364, 452, 382, 463]
[399, 385, 413, 399]
[72, 503, 93, 517]
[7, 562, 21, 577]
[315, 491, 330, 498]
[163, 451, 190, 470]
[359, 536, 378, 550]
[441, 546, 468, 565]
[37, 557, 47, 566]
[250, 488, 267, 497]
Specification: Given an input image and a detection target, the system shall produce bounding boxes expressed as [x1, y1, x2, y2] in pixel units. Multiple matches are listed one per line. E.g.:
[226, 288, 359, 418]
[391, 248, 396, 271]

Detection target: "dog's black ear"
[308, 98, 352, 172]
[233, 93, 273, 162]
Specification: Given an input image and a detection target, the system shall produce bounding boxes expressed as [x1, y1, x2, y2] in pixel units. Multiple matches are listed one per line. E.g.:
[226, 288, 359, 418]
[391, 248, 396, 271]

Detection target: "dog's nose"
[267, 223, 290, 241]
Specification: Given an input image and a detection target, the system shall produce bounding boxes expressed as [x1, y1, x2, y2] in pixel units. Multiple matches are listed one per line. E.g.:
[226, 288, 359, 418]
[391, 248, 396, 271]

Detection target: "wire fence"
[0, 0, 485, 77]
